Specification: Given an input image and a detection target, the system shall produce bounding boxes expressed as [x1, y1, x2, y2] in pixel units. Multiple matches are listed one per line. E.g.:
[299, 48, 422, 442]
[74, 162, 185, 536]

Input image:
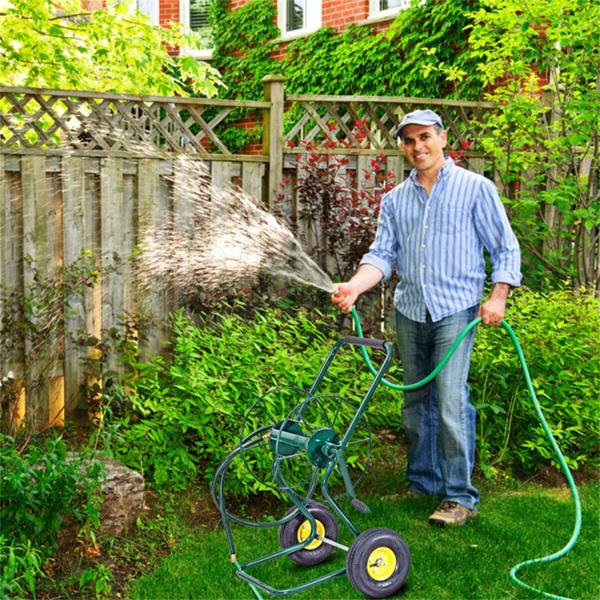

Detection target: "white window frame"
[277, 0, 322, 42]
[179, 0, 213, 60]
[368, 0, 412, 21]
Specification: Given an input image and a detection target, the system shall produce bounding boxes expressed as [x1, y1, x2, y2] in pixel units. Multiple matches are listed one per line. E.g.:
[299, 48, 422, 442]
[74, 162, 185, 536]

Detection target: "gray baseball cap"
[393, 109, 444, 139]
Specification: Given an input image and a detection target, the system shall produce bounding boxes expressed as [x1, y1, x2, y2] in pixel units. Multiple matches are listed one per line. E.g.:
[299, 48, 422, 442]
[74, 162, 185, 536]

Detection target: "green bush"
[0, 536, 44, 599]
[110, 288, 598, 493]
[0, 433, 104, 597]
[111, 306, 402, 493]
[470, 287, 599, 477]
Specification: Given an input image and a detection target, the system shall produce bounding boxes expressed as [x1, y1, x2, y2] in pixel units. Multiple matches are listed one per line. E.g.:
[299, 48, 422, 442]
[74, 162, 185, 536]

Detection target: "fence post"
[262, 74, 286, 207]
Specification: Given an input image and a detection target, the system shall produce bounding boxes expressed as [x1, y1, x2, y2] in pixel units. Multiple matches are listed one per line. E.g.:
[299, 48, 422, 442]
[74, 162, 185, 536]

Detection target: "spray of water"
[138, 156, 336, 296]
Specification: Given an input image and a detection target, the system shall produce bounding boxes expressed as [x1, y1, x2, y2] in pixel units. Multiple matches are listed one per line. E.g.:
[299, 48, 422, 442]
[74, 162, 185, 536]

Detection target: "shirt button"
[423, 284, 427, 288]
[422, 244, 426, 248]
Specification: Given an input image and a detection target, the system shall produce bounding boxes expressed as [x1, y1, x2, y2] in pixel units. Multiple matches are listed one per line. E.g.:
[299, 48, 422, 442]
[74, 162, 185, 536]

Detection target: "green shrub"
[0, 536, 44, 599]
[0, 433, 104, 597]
[470, 287, 599, 477]
[111, 306, 402, 493]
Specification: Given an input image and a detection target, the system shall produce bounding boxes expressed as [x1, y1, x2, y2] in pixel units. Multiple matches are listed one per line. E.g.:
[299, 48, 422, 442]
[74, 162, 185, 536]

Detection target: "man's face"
[400, 124, 447, 174]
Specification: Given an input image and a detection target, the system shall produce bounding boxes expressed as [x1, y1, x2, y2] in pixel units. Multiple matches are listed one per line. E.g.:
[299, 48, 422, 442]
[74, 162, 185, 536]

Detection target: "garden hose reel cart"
[212, 335, 411, 598]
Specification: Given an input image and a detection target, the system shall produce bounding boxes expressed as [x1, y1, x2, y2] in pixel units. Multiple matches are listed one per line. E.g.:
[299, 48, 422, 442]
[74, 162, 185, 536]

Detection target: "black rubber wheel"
[278, 502, 339, 565]
[346, 528, 410, 598]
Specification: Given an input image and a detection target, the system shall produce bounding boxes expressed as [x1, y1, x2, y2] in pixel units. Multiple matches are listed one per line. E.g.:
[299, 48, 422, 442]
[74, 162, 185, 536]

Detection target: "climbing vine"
[209, 0, 282, 151]
[211, 0, 485, 98]
[208, 0, 486, 151]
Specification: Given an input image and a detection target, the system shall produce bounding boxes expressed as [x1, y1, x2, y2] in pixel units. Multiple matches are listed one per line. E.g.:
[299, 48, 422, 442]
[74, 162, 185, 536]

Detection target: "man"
[332, 109, 521, 527]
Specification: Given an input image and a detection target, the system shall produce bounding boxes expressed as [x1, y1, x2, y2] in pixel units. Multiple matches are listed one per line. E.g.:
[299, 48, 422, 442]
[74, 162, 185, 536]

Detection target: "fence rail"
[1, 79, 499, 427]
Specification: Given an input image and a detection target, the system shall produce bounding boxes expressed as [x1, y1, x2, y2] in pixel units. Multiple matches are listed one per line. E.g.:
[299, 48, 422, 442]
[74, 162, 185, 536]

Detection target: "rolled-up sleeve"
[474, 180, 522, 287]
[359, 192, 398, 281]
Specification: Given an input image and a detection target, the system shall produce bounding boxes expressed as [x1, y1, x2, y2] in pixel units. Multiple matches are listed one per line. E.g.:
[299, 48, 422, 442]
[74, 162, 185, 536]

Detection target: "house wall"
[323, 0, 369, 29]
[158, 1, 398, 38]
[160, 0, 180, 24]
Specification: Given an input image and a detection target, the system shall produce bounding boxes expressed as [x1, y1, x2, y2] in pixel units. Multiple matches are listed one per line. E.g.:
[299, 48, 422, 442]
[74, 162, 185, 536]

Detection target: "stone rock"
[57, 454, 145, 547]
[98, 455, 145, 536]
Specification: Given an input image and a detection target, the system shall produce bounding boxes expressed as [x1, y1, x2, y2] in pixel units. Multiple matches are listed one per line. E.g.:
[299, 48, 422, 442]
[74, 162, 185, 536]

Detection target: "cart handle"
[343, 336, 387, 350]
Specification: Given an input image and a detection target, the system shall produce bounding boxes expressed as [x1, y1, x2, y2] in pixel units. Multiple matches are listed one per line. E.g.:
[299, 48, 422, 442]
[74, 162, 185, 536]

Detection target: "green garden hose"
[350, 307, 582, 600]
[234, 562, 263, 600]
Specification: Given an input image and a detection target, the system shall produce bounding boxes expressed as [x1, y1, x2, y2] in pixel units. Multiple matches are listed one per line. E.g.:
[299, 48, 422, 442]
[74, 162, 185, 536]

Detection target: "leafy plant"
[0, 433, 104, 550]
[0, 432, 105, 598]
[455, 0, 599, 290]
[0, 252, 130, 433]
[1, 253, 102, 431]
[276, 132, 396, 283]
[471, 286, 599, 477]
[0, 0, 221, 97]
[210, 0, 282, 152]
[0, 536, 44, 599]
[284, 0, 485, 99]
[79, 563, 114, 599]
[109, 305, 402, 494]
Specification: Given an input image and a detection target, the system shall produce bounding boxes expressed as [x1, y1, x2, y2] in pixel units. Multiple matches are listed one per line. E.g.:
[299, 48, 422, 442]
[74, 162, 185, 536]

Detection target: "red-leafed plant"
[447, 140, 474, 167]
[277, 122, 396, 283]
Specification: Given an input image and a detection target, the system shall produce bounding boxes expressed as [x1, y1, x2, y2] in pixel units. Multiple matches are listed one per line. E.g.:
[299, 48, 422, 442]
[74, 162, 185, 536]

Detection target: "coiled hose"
[350, 307, 581, 600]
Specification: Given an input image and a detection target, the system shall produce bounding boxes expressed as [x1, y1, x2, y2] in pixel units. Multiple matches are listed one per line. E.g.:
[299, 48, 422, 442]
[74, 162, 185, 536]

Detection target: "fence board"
[100, 157, 126, 375]
[46, 171, 64, 425]
[138, 158, 171, 355]
[386, 156, 405, 184]
[62, 156, 89, 414]
[211, 161, 233, 191]
[21, 156, 49, 425]
[242, 162, 262, 202]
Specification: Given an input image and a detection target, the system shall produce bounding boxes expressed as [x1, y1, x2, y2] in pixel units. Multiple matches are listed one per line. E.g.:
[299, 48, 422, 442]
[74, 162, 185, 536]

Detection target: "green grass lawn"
[125, 482, 599, 600]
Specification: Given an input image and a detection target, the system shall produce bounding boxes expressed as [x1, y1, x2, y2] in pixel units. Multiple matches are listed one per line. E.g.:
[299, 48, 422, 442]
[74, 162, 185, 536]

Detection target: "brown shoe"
[428, 501, 477, 527]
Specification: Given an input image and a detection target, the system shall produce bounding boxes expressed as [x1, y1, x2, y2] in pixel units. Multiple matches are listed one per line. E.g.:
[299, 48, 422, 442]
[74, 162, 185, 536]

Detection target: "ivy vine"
[208, 0, 486, 151]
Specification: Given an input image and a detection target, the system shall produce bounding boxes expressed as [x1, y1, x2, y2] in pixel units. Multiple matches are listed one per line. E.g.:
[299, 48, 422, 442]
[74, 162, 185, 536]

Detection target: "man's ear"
[440, 130, 448, 148]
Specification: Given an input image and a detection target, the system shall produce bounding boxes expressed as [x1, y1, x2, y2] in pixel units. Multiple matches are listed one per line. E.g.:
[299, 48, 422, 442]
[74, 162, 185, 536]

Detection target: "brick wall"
[81, 0, 104, 9]
[160, 0, 180, 26]
[322, 0, 369, 30]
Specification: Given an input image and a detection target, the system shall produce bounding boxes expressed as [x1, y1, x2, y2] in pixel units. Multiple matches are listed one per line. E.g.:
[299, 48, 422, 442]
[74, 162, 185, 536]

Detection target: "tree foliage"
[459, 0, 599, 289]
[0, 0, 222, 96]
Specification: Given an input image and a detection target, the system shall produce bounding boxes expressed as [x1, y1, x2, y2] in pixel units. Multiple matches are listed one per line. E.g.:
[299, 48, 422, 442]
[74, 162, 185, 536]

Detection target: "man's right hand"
[331, 265, 384, 313]
[331, 282, 359, 314]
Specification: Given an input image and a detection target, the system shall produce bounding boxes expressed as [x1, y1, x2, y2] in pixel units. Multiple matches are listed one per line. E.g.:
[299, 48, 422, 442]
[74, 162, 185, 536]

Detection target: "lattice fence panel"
[0, 87, 268, 156]
[284, 96, 499, 154]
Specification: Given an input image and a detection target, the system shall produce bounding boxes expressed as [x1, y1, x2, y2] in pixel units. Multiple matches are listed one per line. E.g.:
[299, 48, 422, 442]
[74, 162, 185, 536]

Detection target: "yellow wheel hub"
[366, 546, 397, 581]
[297, 519, 325, 550]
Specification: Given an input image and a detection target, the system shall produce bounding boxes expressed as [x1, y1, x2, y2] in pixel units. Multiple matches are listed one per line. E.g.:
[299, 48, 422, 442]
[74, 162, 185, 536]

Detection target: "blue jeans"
[395, 306, 479, 509]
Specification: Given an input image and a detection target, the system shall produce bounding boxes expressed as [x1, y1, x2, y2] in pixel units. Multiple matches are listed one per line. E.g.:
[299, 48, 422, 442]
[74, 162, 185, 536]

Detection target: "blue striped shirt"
[360, 157, 522, 323]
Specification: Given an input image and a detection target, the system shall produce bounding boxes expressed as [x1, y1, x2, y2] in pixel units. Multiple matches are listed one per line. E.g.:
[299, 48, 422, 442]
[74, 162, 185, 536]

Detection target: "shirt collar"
[409, 156, 455, 185]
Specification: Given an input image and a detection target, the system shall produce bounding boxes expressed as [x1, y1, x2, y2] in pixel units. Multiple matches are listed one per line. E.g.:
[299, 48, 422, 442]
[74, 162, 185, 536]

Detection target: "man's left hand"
[477, 283, 510, 326]
[477, 298, 506, 326]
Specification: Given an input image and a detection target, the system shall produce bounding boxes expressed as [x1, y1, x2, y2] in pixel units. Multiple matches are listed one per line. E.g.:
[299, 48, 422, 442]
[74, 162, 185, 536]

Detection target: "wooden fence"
[0, 77, 498, 427]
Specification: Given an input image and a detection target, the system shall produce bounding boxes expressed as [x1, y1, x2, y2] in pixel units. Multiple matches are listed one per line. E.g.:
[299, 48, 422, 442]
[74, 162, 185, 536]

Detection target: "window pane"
[190, 0, 211, 47]
[190, 0, 210, 31]
[286, 0, 305, 32]
[137, 0, 158, 23]
[380, 0, 406, 9]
